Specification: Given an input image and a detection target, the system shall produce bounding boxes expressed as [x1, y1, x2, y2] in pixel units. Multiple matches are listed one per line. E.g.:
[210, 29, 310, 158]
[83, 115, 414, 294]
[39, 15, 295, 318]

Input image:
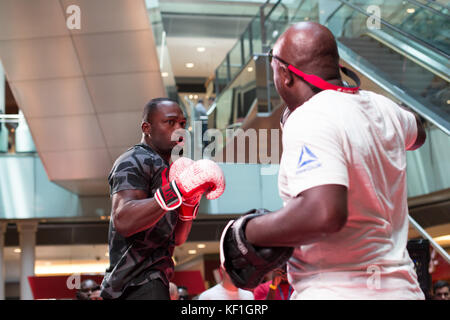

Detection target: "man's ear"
[142, 121, 151, 136]
[281, 65, 294, 87]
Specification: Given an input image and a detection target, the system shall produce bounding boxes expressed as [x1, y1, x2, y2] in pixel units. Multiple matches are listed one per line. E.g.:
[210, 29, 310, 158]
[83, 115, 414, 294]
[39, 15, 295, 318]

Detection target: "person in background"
[433, 280, 449, 300]
[254, 264, 293, 300]
[194, 99, 207, 120]
[76, 279, 102, 300]
[178, 286, 189, 300]
[198, 267, 254, 300]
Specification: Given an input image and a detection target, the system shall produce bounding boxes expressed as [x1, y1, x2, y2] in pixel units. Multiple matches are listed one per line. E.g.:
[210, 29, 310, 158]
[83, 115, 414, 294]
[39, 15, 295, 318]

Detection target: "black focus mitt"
[220, 208, 294, 290]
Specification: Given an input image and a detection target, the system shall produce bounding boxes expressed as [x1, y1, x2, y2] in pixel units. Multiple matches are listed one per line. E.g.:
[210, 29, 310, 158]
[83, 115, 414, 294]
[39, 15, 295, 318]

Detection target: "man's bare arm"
[112, 189, 167, 237]
[246, 184, 348, 247]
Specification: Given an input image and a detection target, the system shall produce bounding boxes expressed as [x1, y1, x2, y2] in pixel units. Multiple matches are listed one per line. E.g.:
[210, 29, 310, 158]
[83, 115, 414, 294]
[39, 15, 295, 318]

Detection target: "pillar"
[17, 221, 38, 300]
[0, 222, 6, 300]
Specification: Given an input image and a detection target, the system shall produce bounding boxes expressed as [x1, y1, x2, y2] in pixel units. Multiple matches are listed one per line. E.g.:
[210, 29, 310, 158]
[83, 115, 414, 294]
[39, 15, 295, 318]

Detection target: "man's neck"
[221, 281, 238, 292]
[140, 137, 171, 162]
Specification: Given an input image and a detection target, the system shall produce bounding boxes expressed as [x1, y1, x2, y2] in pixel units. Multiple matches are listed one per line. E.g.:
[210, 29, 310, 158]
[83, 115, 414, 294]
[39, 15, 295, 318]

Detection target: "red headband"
[287, 64, 360, 94]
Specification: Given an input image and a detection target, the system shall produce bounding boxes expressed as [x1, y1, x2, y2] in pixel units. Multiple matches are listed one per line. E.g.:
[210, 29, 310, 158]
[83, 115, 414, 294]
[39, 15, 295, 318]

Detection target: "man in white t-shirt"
[240, 22, 427, 299]
[198, 267, 254, 300]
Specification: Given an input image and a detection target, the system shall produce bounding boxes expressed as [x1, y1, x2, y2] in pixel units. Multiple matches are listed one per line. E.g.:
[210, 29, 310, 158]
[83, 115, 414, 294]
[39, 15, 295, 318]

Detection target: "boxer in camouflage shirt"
[101, 98, 192, 300]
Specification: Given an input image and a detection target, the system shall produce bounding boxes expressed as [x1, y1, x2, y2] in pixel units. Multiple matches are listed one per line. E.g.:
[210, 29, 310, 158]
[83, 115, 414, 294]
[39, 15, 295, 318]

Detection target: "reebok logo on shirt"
[296, 145, 321, 174]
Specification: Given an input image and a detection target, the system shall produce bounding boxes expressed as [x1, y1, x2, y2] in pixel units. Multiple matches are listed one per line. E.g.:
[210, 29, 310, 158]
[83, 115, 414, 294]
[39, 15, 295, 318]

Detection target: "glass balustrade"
[324, 1, 450, 133]
[344, 0, 450, 55]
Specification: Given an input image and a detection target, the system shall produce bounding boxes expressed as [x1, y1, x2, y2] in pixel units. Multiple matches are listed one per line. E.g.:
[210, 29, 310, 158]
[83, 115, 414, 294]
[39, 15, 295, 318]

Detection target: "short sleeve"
[396, 106, 418, 150]
[108, 155, 151, 196]
[282, 110, 349, 197]
[253, 282, 270, 300]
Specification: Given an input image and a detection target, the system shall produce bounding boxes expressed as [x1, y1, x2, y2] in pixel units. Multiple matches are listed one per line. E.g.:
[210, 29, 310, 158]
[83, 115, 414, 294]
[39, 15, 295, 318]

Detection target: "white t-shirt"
[197, 283, 254, 300]
[278, 90, 424, 300]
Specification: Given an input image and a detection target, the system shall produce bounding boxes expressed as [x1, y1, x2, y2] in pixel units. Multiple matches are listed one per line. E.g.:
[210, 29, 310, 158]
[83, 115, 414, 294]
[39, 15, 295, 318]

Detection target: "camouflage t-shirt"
[100, 143, 178, 299]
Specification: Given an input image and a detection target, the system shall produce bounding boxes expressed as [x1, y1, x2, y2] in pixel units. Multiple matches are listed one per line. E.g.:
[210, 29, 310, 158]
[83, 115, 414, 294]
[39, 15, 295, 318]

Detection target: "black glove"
[220, 208, 294, 290]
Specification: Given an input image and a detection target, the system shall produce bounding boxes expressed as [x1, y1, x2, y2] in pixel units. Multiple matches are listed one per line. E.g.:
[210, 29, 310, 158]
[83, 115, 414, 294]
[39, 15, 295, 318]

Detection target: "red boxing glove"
[168, 157, 200, 221]
[155, 159, 226, 218]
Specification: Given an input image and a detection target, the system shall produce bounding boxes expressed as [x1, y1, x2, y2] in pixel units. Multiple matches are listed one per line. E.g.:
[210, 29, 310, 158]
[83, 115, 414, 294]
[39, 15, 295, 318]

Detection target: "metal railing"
[214, 0, 285, 98]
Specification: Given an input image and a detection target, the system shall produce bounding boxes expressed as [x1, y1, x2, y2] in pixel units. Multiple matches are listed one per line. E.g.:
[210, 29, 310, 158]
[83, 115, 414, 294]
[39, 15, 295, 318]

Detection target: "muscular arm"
[246, 184, 348, 247]
[112, 189, 193, 245]
[112, 189, 167, 238]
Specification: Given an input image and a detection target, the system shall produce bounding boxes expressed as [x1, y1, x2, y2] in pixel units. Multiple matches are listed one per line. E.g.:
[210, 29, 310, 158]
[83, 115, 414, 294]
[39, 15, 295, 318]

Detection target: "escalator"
[329, 0, 449, 134]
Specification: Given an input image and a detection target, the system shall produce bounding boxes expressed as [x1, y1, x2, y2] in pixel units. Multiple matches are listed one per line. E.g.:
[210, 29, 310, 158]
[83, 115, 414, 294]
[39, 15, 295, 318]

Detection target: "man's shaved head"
[274, 22, 340, 80]
[271, 22, 343, 109]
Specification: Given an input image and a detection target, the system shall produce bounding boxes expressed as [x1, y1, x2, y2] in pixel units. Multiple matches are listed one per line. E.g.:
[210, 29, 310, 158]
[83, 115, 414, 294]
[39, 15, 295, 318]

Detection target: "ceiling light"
[161, 72, 169, 77]
[35, 261, 108, 275]
[194, 95, 198, 99]
[189, 94, 194, 99]
[185, 63, 194, 68]
[247, 67, 253, 72]
[105, 252, 109, 257]
[197, 47, 206, 52]
[14, 248, 21, 253]
[304, 17, 310, 21]
[188, 249, 197, 255]
[406, 8, 415, 13]
[433, 235, 450, 245]
[197, 244, 206, 249]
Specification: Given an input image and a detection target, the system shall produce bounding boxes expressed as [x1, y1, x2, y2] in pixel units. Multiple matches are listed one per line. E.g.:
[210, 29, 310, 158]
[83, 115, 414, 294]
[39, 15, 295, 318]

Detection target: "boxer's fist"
[169, 157, 194, 182]
[220, 209, 294, 290]
[177, 159, 225, 201]
[168, 157, 200, 221]
[155, 159, 225, 215]
[169, 157, 201, 205]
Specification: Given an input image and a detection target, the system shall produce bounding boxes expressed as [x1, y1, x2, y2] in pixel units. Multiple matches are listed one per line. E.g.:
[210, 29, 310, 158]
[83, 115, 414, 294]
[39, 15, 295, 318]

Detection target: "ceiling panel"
[40, 148, 112, 181]
[0, 0, 69, 40]
[97, 111, 142, 148]
[166, 36, 237, 78]
[162, 14, 252, 39]
[61, 0, 150, 34]
[0, 0, 171, 195]
[10, 77, 95, 118]
[0, 37, 82, 81]
[72, 30, 159, 75]
[27, 115, 106, 152]
[86, 72, 165, 113]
